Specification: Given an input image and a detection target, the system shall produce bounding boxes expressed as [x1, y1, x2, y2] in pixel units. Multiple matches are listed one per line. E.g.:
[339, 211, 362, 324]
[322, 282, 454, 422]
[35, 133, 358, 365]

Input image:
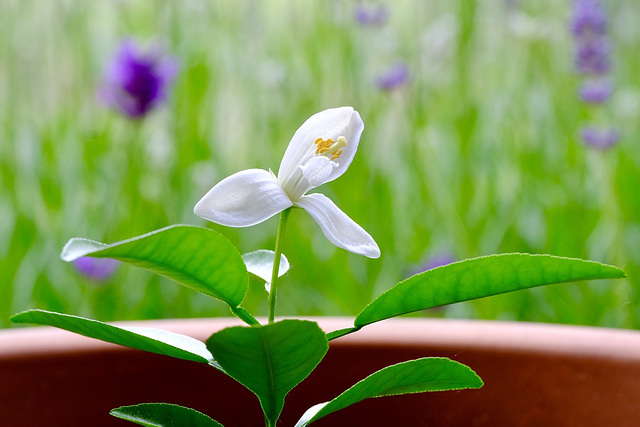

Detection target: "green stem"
[268, 208, 291, 324]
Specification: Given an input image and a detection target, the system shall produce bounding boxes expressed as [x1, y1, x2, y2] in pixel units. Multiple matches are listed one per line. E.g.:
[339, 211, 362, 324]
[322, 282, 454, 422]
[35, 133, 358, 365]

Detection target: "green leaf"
[61, 225, 249, 309]
[206, 320, 328, 425]
[295, 357, 483, 426]
[110, 403, 223, 426]
[242, 249, 290, 289]
[11, 309, 213, 364]
[356, 253, 626, 328]
[325, 327, 358, 341]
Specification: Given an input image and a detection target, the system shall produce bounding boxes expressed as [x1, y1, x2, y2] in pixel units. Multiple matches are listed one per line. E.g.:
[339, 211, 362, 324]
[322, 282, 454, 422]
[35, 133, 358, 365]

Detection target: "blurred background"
[1, 0, 639, 328]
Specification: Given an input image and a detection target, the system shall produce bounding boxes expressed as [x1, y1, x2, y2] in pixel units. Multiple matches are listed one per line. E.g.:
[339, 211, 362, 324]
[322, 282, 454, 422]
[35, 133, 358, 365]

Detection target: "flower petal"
[296, 193, 380, 258]
[299, 156, 338, 187]
[278, 107, 365, 199]
[194, 169, 293, 227]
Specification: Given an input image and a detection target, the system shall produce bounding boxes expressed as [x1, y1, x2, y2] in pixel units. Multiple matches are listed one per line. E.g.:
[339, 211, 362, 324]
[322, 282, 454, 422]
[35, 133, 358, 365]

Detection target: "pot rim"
[3, 317, 640, 361]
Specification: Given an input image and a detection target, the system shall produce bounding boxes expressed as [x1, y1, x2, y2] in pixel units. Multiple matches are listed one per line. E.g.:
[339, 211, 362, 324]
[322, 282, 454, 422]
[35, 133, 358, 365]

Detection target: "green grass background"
[1, 1, 639, 328]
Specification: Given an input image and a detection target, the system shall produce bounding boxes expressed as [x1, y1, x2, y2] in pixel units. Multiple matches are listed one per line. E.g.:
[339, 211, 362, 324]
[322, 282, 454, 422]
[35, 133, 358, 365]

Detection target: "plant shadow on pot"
[1, 318, 640, 427]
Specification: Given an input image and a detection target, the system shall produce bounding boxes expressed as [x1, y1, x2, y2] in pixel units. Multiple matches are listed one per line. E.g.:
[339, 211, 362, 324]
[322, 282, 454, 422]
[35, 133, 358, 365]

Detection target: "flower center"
[314, 136, 347, 161]
[297, 136, 348, 188]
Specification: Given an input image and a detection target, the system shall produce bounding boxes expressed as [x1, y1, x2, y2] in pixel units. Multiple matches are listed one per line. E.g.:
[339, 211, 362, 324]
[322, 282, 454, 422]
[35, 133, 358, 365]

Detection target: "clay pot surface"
[1, 317, 640, 426]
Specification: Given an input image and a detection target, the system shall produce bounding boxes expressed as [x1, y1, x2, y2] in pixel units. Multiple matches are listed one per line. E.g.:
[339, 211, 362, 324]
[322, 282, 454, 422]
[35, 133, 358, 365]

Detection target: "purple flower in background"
[100, 39, 179, 119]
[573, 38, 611, 75]
[354, 4, 389, 26]
[73, 257, 119, 282]
[580, 126, 620, 149]
[409, 253, 455, 278]
[570, 0, 607, 37]
[422, 253, 455, 271]
[578, 79, 612, 104]
[375, 63, 409, 91]
[570, 1, 618, 149]
[571, 0, 611, 76]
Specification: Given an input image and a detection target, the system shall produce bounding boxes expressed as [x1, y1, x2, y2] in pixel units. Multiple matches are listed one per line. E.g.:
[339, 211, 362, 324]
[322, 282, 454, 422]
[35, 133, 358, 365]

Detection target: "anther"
[314, 137, 334, 155]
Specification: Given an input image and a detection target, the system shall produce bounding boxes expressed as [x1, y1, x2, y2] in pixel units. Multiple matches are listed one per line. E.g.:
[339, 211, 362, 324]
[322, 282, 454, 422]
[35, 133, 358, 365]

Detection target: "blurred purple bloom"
[409, 253, 455, 278]
[570, 1, 611, 76]
[422, 253, 455, 270]
[570, 2, 618, 150]
[578, 79, 612, 104]
[354, 4, 389, 26]
[574, 38, 611, 75]
[580, 126, 620, 149]
[570, 0, 607, 37]
[375, 63, 409, 91]
[73, 257, 119, 282]
[100, 39, 179, 119]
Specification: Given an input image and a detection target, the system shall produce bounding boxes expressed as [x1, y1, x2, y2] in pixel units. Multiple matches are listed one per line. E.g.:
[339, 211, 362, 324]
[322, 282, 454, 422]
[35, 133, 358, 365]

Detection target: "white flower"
[194, 107, 380, 258]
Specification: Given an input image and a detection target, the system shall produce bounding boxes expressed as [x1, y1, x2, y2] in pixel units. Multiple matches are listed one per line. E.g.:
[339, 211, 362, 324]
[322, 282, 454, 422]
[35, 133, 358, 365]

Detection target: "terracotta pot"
[1, 318, 640, 426]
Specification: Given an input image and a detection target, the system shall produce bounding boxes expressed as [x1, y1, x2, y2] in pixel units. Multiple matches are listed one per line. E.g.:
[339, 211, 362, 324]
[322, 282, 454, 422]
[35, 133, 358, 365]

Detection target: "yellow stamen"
[314, 136, 348, 159]
[314, 137, 334, 155]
